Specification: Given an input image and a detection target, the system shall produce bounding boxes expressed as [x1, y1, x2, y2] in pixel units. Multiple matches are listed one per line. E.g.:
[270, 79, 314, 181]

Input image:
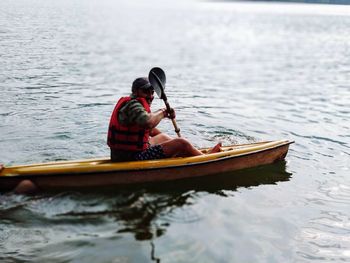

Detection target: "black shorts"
[134, 145, 166, 161]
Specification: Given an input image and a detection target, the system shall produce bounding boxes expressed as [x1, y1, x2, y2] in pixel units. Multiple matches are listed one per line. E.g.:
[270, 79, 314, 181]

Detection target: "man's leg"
[149, 133, 172, 145]
[160, 138, 221, 158]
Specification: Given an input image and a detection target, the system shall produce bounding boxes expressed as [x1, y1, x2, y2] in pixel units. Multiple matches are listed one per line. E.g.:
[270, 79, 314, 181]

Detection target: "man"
[107, 77, 221, 162]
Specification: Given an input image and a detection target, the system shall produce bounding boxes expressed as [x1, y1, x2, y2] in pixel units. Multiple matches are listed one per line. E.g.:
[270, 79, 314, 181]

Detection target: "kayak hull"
[0, 140, 293, 191]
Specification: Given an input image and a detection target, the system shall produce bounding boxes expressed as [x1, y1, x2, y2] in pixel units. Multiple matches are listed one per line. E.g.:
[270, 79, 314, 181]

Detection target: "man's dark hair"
[132, 77, 152, 93]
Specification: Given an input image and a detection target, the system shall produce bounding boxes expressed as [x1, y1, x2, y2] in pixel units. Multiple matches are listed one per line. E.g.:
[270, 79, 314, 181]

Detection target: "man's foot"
[208, 142, 222, 154]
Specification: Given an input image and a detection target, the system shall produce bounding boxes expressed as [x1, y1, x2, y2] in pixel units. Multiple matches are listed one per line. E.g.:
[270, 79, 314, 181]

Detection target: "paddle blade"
[149, 67, 166, 99]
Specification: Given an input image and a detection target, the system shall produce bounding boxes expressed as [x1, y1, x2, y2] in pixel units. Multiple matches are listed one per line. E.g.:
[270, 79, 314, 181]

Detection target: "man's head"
[131, 77, 154, 105]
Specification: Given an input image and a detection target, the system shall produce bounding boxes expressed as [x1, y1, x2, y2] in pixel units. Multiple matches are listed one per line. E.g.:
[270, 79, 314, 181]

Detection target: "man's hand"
[163, 108, 176, 119]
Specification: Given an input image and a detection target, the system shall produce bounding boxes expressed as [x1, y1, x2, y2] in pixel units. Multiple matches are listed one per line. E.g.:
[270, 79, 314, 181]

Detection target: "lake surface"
[1, 0, 349, 262]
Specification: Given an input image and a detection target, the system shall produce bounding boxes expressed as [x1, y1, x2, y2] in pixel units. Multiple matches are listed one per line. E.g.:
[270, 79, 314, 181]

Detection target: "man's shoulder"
[121, 98, 144, 111]
[118, 97, 148, 125]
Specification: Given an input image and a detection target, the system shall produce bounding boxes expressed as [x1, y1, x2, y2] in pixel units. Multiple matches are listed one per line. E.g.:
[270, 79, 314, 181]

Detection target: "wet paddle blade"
[149, 67, 166, 99]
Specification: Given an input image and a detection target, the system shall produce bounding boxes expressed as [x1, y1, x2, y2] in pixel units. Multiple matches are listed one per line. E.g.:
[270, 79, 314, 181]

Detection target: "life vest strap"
[109, 126, 146, 149]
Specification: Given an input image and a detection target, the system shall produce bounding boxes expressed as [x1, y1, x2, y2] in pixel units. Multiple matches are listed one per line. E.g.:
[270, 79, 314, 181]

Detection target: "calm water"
[1, 0, 350, 262]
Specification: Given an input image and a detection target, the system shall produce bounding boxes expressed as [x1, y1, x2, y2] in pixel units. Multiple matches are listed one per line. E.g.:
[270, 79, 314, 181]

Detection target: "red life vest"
[107, 96, 151, 151]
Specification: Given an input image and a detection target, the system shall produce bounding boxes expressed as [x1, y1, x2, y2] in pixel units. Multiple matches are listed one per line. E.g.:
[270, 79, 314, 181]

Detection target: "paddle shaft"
[150, 69, 181, 137]
[162, 95, 181, 137]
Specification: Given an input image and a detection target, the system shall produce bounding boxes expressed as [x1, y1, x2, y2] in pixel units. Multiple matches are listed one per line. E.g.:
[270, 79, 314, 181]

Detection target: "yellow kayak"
[0, 140, 293, 191]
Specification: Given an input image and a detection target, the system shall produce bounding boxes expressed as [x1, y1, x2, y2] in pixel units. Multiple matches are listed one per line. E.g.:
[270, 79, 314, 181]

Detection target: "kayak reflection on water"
[56, 161, 291, 243]
[0, 161, 291, 262]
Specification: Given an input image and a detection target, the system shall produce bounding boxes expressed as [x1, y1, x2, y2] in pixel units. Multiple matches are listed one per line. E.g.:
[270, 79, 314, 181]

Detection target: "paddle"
[148, 67, 181, 137]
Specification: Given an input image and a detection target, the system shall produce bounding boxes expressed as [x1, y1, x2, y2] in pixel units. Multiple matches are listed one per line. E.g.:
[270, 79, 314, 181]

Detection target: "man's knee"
[159, 133, 172, 142]
[161, 138, 193, 157]
[150, 133, 172, 145]
[173, 138, 191, 149]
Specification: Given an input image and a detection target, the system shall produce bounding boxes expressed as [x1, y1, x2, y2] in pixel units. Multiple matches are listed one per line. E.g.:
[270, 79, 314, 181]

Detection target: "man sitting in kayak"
[107, 77, 221, 162]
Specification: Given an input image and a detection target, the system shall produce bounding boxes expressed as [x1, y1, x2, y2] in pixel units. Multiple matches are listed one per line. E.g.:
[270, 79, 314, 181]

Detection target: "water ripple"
[296, 211, 350, 262]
